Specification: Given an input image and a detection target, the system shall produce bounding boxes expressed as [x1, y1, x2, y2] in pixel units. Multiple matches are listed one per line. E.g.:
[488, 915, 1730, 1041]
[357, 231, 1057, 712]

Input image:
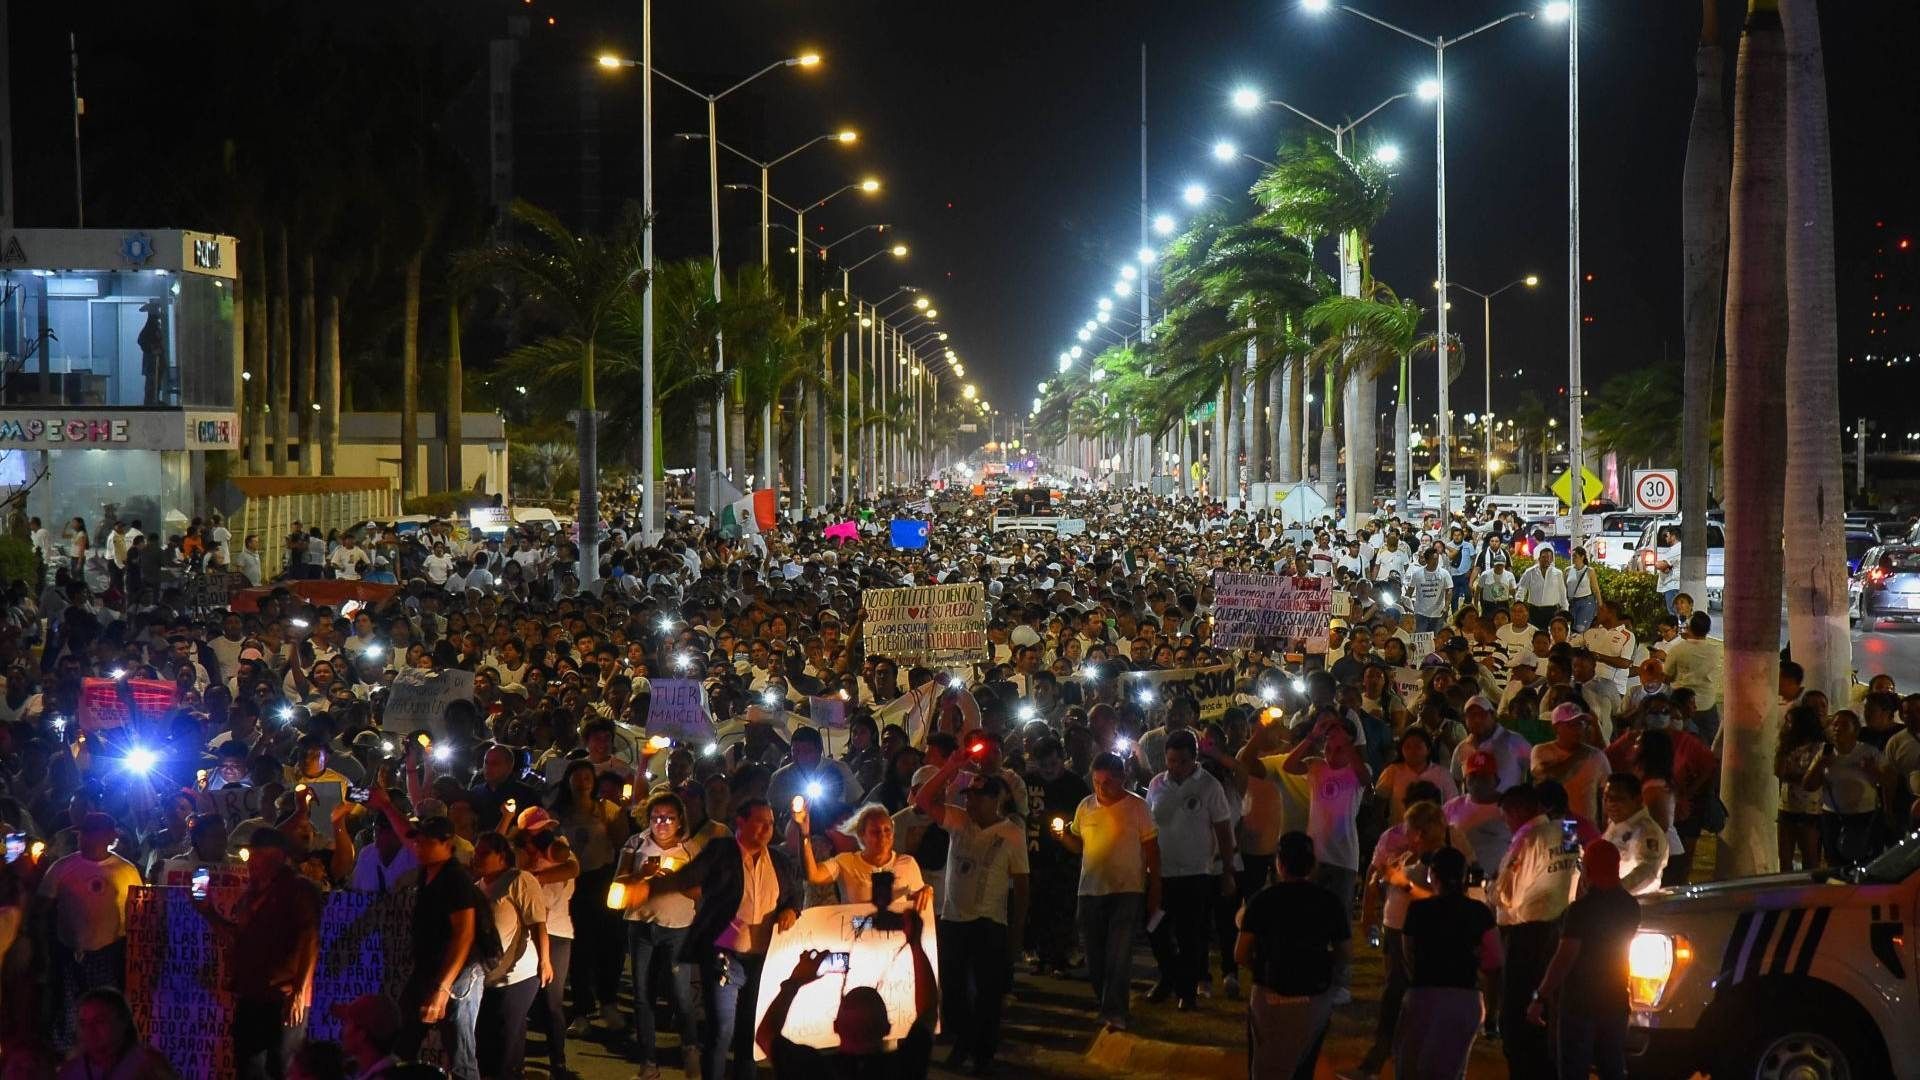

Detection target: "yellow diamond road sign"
[1428, 461, 1445, 482]
[1551, 466, 1604, 508]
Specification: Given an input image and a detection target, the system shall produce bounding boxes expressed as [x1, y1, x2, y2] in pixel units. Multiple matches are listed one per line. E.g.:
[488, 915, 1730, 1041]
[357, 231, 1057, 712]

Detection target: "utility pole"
[1856, 416, 1868, 501]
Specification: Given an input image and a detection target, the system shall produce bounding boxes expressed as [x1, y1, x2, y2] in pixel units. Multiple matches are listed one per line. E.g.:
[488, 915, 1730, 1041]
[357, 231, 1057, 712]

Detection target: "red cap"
[1582, 839, 1621, 889]
[1464, 751, 1498, 778]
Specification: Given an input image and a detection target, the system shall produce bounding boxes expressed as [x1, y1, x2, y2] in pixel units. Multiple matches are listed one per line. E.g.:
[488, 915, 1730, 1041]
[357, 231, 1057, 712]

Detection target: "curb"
[1084, 1028, 1246, 1079]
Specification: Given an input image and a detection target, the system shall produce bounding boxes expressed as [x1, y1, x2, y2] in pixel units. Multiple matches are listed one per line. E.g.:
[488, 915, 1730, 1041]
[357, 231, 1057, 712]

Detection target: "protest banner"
[77, 677, 178, 733]
[1410, 632, 1437, 660]
[862, 583, 987, 665]
[644, 678, 714, 744]
[1332, 589, 1352, 618]
[126, 886, 430, 1080]
[753, 902, 940, 1059]
[1116, 663, 1238, 721]
[382, 668, 475, 741]
[1210, 572, 1334, 652]
[1391, 666, 1424, 701]
[809, 695, 848, 729]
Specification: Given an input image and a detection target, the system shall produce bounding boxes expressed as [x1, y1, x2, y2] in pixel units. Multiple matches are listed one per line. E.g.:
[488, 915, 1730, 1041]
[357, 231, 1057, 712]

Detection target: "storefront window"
[0, 269, 234, 409]
[28, 448, 192, 541]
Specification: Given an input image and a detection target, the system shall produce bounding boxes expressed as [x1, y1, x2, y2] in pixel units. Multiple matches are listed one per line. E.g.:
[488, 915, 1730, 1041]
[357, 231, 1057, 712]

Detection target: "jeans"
[1662, 588, 1679, 614]
[1027, 859, 1081, 967]
[1554, 1010, 1628, 1080]
[1077, 891, 1144, 1026]
[699, 949, 764, 1080]
[232, 993, 295, 1080]
[1309, 863, 1358, 993]
[1451, 574, 1471, 609]
[1501, 922, 1561, 1080]
[1360, 927, 1410, 1071]
[946, 918, 1012, 1066]
[1691, 705, 1721, 747]
[1148, 874, 1215, 1001]
[1396, 986, 1484, 1080]
[477, 977, 540, 1078]
[529, 935, 572, 1068]
[1569, 595, 1598, 633]
[399, 962, 485, 1080]
[628, 922, 696, 1063]
[1415, 613, 1448, 633]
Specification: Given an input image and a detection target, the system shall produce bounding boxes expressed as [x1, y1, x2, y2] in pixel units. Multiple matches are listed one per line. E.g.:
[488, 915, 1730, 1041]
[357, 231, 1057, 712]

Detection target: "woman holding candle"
[789, 800, 932, 907]
[613, 792, 698, 1078]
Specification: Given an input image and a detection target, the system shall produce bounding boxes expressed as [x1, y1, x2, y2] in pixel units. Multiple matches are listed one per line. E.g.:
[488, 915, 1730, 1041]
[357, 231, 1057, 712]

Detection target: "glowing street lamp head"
[962, 384, 977, 400]
[1302, 0, 1331, 10]
[1077, 328, 1092, 342]
[915, 296, 930, 310]
[1542, 0, 1571, 22]
[795, 53, 823, 67]
[1230, 86, 1261, 112]
[1114, 280, 1133, 297]
[1138, 247, 1157, 265]
[890, 244, 908, 257]
[1372, 144, 1402, 165]
[859, 178, 881, 193]
[1069, 345, 1084, 359]
[1181, 183, 1207, 206]
[1524, 274, 1541, 287]
[596, 54, 628, 69]
[1096, 310, 1111, 324]
[860, 316, 873, 327]
[938, 332, 949, 340]
[837, 129, 859, 142]
[1416, 78, 1442, 102]
[1119, 265, 1138, 282]
[1097, 297, 1113, 312]
[1213, 140, 1239, 163]
[924, 309, 938, 319]
[1152, 214, 1176, 236]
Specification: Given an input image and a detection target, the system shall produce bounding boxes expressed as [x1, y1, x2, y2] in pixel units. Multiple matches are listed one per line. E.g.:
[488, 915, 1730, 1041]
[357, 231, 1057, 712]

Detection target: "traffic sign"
[1551, 466, 1605, 509]
[1630, 469, 1679, 514]
[1428, 461, 1445, 482]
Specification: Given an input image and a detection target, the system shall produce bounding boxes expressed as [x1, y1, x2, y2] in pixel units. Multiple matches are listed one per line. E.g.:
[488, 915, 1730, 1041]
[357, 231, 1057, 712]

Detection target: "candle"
[606, 880, 628, 909]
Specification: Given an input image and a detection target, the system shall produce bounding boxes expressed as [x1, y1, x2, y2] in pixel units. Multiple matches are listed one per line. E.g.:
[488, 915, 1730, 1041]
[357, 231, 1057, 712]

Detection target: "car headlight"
[1628, 931, 1691, 1010]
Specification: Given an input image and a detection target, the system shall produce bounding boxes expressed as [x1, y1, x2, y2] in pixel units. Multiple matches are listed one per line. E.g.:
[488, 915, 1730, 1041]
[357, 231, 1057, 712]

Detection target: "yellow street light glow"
[890, 244, 908, 256]
[837, 130, 859, 142]
[860, 317, 872, 327]
[915, 296, 931, 309]
[796, 53, 822, 67]
[1525, 274, 1540, 287]
[925, 309, 938, 318]
[597, 54, 626, 68]
[860, 178, 881, 192]
[937, 332, 949, 340]
[963, 384, 977, 400]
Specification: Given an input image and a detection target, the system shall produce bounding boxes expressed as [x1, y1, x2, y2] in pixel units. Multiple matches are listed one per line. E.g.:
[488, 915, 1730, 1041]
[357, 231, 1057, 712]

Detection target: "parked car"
[1591, 512, 1657, 569]
[1850, 545, 1920, 629]
[1634, 517, 1726, 609]
[1845, 529, 1880, 574]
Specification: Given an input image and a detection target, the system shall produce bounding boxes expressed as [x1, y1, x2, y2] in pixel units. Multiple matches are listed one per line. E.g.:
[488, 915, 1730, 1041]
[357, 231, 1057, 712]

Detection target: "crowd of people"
[0, 486, 1909, 1080]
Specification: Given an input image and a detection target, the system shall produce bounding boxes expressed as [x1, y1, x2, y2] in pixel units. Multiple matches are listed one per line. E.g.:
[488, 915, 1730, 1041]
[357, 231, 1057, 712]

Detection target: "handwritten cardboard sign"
[1210, 572, 1334, 652]
[644, 678, 714, 743]
[863, 583, 987, 665]
[77, 677, 178, 733]
[382, 668, 475, 740]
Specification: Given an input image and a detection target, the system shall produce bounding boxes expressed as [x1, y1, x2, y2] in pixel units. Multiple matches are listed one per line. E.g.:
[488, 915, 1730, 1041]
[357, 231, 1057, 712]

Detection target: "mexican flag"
[720, 490, 777, 538]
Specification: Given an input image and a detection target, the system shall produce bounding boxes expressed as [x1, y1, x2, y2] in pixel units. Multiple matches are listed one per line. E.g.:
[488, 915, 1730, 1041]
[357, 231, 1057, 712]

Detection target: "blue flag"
[890, 519, 931, 550]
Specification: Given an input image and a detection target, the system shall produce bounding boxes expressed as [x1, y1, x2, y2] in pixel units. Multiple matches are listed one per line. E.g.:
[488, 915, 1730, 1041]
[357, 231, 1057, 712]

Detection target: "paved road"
[1844, 623, 1920, 689]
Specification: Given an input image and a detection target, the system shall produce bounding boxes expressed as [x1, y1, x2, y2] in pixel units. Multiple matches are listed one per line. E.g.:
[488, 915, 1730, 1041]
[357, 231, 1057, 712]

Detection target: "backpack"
[468, 879, 506, 974]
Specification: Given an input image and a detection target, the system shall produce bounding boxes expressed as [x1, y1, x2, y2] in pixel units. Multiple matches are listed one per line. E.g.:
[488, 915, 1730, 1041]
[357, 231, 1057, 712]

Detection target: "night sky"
[7, 1, 1916, 432]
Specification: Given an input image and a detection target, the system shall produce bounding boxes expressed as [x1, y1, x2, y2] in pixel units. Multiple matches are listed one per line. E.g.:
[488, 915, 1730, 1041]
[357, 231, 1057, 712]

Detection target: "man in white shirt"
[234, 534, 264, 586]
[1372, 534, 1412, 583]
[1403, 547, 1453, 632]
[421, 544, 455, 586]
[1143, 730, 1235, 1011]
[1654, 528, 1682, 611]
[1493, 784, 1582, 1077]
[38, 811, 145, 1029]
[1601, 772, 1669, 895]
[1515, 547, 1567, 630]
[1451, 695, 1530, 793]
[328, 535, 370, 581]
[1582, 600, 1638, 698]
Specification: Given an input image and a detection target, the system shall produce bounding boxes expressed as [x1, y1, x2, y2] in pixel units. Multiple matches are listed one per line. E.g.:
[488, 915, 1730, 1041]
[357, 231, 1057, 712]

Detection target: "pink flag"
[824, 520, 859, 544]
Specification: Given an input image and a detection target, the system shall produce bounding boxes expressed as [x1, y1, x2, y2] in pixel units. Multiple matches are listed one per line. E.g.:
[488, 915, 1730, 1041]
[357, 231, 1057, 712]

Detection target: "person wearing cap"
[36, 810, 143, 1046]
[1526, 839, 1640, 1080]
[1492, 784, 1581, 1079]
[1532, 703, 1610, 824]
[194, 826, 324, 1078]
[1449, 694, 1529, 794]
[383, 798, 487, 1080]
[1445, 753, 1514, 888]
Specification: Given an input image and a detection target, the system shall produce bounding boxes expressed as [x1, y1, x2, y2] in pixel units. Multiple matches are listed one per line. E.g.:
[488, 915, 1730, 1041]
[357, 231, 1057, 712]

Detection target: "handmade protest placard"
[77, 677, 177, 733]
[644, 678, 714, 744]
[862, 583, 987, 665]
[382, 668, 475, 740]
[1210, 572, 1334, 652]
[1116, 664, 1238, 721]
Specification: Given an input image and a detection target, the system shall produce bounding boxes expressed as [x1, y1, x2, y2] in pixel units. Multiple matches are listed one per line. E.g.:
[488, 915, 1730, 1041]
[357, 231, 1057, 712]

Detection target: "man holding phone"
[192, 827, 323, 1079]
[754, 911, 938, 1077]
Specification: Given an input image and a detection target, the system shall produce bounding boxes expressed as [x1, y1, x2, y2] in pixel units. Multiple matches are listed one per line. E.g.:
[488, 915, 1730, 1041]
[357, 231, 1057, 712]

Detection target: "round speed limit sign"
[1632, 470, 1678, 514]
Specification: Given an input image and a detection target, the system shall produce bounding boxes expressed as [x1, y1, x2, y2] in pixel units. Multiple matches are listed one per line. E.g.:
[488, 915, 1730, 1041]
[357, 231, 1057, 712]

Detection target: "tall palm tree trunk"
[320, 293, 341, 475]
[1269, 355, 1290, 484]
[728, 378, 748, 490]
[788, 390, 806, 519]
[577, 339, 600, 588]
[694, 404, 714, 514]
[1682, 0, 1731, 605]
[1395, 354, 1412, 517]
[298, 253, 317, 475]
[1348, 372, 1378, 527]
[400, 250, 422, 502]
[1719, 0, 1790, 879]
[1287, 349, 1304, 483]
[1782, 0, 1848, 703]
[270, 227, 291, 476]
[1252, 364, 1271, 485]
[445, 296, 464, 492]
[1227, 363, 1244, 501]
[1318, 362, 1338, 499]
[244, 237, 268, 475]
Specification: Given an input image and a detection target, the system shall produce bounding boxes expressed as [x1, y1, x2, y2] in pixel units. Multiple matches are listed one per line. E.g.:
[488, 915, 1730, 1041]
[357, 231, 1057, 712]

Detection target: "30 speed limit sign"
[1631, 469, 1679, 514]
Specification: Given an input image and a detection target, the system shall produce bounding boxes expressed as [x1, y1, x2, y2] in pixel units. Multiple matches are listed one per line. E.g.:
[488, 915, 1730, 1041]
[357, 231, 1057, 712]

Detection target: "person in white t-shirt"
[1054, 752, 1160, 1031]
[1653, 528, 1683, 611]
[328, 535, 370, 581]
[38, 812, 144, 1040]
[1143, 729, 1235, 1010]
[422, 543, 456, 587]
[1582, 600, 1638, 699]
[1530, 703, 1611, 824]
[790, 801, 928, 906]
[1261, 708, 1371, 1002]
[472, 832, 550, 1078]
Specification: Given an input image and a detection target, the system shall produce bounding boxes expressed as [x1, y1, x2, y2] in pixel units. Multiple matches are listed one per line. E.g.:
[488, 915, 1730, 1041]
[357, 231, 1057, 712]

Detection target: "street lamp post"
[650, 52, 818, 510]
[1545, 0, 1585, 540]
[1447, 274, 1538, 493]
[1303, 3, 1534, 523]
[839, 245, 907, 505]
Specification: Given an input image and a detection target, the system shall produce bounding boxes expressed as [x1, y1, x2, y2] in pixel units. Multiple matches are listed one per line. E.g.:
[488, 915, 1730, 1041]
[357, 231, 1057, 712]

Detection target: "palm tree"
[1681, 0, 1732, 605]
[1781, 0, 1848, 705]
[1718, 1, 1790, 879]
[455, 199, 647, 588]
[1254, 134, 1395, 521]
[1585, 366, 1686, 468]
[1303, 288, 1423, 519]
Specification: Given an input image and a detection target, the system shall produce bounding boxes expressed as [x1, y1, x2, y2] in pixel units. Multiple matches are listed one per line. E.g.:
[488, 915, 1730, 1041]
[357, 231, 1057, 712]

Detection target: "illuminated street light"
[1542, 1, 1571, 21]
[1373, 144, 1402, 164]
[1181, 183, 1207, 206]
[1416, 78, 1442, 101]
[837, 129, 858, 142]
[1114, 281, 1133, 297]
[962, 384, 977, 401]
[1077, 328, 1092, 342]
[1119, 265, 1138, 282]
[1097, 297, 1113, 312]
[1069, 345, 1083, 358]
[1230, 86, 1261, 111]
[1152, 214, 1176, 235]
[1138, 247, 1157, 264]
[1213, 140, 1238, 162]
[859, 177, 881, 192]
[890, 244, 908, 256]
[915, 295, 931, 310]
